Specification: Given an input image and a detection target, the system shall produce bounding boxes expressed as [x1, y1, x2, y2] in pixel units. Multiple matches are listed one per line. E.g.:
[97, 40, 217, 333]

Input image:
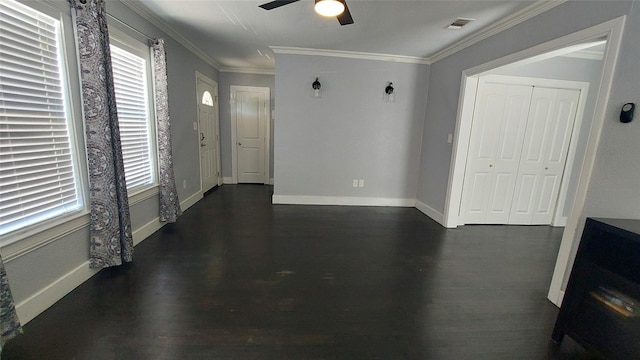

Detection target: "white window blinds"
[0, 0, 80, 235]
[110, 45, 153, 190]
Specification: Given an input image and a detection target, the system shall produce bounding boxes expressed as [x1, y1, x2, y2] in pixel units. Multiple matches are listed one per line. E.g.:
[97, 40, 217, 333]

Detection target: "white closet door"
[461, 82, 533, 224]
[509, 88, 580, 224]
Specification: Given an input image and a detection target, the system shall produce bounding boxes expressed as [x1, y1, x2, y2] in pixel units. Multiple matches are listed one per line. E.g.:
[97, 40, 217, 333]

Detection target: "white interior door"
[231, 86, 269, 184]
[197, 76, 220, 193]
[461, 82, 533, 224]
[462, 77, 582, 225]
[509, 88, 580, 224]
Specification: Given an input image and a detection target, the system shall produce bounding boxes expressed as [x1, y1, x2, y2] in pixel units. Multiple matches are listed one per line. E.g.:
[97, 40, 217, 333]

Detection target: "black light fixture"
[312, 77, 322, 97]
[384, 82, 395, 102]
[385, 82, 394, 95]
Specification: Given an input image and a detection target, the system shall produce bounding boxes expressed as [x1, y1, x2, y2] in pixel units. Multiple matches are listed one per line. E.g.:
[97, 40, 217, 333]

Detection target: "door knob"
[489, 164, 493, 168]
[237, 142, 242, 146]
[200, 133, 205, 141]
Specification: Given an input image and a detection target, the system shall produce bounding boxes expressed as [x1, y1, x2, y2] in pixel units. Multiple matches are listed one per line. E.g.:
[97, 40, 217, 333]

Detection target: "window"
[201, 91, 213, 107]
[109, 40, 155, 191]
[0, 0, 82, 236]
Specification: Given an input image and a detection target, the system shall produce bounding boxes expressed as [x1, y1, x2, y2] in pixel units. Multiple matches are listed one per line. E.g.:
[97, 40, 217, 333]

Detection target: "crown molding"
[271, 46, 431, 65]
[220, 67, 276, 75]
[428, 0, 568, 63]
[119, 0, 221, 70]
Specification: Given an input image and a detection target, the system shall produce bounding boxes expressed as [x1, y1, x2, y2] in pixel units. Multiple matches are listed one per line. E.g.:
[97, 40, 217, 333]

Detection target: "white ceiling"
[127, 0, 547, 71]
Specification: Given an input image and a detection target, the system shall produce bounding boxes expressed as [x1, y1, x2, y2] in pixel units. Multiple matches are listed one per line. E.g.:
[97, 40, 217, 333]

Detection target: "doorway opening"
[441, 17, 625, 306]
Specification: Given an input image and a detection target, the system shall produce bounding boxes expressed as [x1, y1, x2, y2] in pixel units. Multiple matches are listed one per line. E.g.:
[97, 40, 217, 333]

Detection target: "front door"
[197, 76, 220, 192]
[231, 86, 270, 184]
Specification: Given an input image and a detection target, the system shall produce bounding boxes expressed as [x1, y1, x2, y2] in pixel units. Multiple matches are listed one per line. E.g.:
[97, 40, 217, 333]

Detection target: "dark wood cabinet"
[552, 218, 640, 359]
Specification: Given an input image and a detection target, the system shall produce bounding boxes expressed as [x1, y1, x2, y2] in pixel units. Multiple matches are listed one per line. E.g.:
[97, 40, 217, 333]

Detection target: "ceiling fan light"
[314, 0, 345, 17]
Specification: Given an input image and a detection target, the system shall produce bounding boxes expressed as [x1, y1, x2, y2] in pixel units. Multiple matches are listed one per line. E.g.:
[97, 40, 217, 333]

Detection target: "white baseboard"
[548, 289, 565, 308]
[132, 217, 164, 246]
[15, 260, 99, 324]
[221, 177, 273, 185]
[180, 191, 202, 212]
[272, 195, 415, 207]
[547, 288, 565, 308]
[415, 200, 445, 226]
[553, 216, 568, 227]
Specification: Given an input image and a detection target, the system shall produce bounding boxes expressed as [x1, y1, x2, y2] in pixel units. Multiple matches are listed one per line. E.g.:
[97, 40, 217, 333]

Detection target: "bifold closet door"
[509, 88, 580, 225]
[460, 82, 533, 224]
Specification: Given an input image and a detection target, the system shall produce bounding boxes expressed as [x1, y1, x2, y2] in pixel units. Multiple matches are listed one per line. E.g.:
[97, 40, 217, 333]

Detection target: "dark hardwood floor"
[3, 185, 595, 359]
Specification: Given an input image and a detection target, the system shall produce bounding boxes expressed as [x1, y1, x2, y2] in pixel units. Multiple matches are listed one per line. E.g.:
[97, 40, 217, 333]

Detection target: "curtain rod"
[106, 13, 155, 41]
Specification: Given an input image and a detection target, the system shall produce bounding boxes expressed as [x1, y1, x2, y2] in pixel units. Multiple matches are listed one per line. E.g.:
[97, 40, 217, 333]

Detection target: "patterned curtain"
[150, 39, 182, 223]
[1, 255, 22, 355]
[69, 0, 133, 268]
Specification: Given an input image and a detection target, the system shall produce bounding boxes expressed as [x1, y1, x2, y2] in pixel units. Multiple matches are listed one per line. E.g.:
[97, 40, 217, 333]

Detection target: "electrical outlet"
[358, 179, 364, 188]
[193, 122, 198, 131]
[352, 179, 358, 188]
[447, 133, 453, 144]
[182, 180, 187, 189]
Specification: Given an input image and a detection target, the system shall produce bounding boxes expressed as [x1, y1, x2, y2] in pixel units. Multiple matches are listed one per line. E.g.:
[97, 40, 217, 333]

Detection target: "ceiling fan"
[259, 0, 354, 25]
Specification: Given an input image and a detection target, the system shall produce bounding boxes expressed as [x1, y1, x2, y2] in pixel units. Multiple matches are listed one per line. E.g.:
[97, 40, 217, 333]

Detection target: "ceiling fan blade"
[336, 0, 354, 25]
[259, 0, 301, 10]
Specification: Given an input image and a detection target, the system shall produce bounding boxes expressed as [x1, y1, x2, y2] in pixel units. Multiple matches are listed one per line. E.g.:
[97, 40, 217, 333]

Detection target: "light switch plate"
[358, 180, 364, 188]
[352, 179, 358, 187]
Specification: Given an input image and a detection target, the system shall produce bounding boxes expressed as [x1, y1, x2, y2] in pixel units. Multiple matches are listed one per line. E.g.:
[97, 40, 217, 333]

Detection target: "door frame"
[441, 17, 625, 306]
[459, 74, 589, 226]
[196, 71, 222, 193]
[230, 85, 271, 184]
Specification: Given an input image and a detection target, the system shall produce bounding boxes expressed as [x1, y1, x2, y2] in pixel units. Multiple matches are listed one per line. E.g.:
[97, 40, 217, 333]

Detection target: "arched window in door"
[201, 91, 214, 107]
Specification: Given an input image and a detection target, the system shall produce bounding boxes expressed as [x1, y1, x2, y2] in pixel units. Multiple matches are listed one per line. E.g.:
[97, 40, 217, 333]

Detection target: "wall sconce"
[384, 82, 395, 103]
[312, 77, 322, 98]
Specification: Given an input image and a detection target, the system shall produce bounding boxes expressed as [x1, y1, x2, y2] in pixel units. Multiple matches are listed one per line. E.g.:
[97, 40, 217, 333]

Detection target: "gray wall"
[582, 2, 640, 218]
[273, 55, 429, 199]
[416, 0, 636, 216]
[218, 72, 275, 179]
[3, 0, 218, 313]
[491, 56, 604, 217]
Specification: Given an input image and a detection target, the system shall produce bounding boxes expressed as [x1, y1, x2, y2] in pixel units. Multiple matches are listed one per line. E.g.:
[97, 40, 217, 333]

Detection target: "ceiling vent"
[446, 18, 475, 30]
